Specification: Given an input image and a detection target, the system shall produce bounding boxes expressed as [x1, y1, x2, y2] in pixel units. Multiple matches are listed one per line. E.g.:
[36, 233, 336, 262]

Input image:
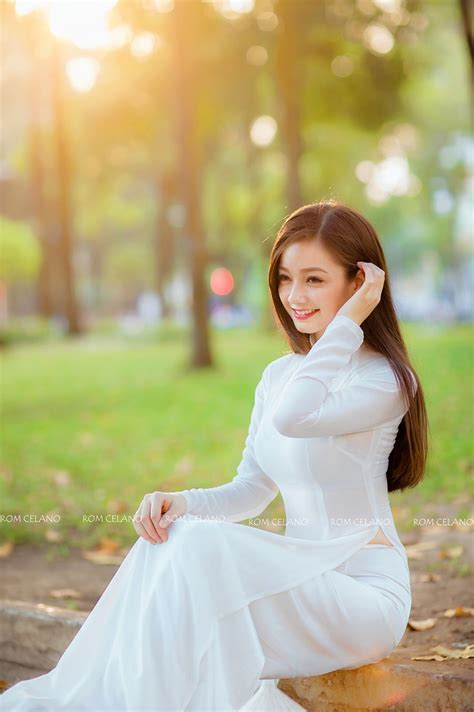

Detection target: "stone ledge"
[0, 599, 86, 672]
[1, 599, 473, 711]
[279, 650, 474, 712]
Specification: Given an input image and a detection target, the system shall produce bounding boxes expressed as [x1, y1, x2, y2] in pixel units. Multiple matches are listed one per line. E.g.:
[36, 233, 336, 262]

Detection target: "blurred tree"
[0, 216, 41, 322]
[51, 39, 82, 335]
[154, 169, 177, 320]
[1, 0, 469, 330]
[170, 0, 212, 368]
[23, 13, 54, 320]
[276, 0, 304, 211]
[459, 0, 473, 84]
[104, 241, 154, 309]
[0, 217, 41, 282]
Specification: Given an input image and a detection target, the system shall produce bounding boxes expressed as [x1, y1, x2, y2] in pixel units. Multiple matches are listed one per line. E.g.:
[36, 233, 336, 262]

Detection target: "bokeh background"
[0, 0, 472, 552]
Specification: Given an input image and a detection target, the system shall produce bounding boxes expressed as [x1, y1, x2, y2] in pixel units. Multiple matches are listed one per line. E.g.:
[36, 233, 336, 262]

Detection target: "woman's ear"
[352, 268, 365, 293]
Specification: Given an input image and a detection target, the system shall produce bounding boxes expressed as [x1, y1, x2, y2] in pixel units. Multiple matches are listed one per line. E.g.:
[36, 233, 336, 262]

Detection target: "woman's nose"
[288, 283, 308, 304]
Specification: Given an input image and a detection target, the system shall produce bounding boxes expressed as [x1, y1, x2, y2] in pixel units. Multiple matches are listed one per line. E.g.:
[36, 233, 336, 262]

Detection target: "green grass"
[0, 321, 472, 549]
[396, 322, 473, 493]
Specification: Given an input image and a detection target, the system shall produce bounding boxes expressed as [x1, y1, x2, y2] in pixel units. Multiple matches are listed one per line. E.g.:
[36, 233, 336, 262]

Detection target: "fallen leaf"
[405, 541, 438, 559]
[438, 545, 463, 560]
[411, 643, 474, 661]
[0, 679, 9, 691]
[82, 535, 124, 565]
[45, 529, 63, 543]
[49, 588, 82, 599]
[431, 644, 474, 659]
[419, 573, 441, 583]
[0, 541, 14, 558]
[82, 551, 124, 565]
[96, 536, 121, 553]
[408, 618, 437, 631]
[443, 607, 474, 618]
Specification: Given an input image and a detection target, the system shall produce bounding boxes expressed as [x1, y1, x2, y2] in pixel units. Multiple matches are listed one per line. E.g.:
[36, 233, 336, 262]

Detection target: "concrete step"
[1, 599, 473, 710]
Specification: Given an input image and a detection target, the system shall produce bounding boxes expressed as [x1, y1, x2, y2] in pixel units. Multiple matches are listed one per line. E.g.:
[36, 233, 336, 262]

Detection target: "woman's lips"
[292, 309, 320, 321]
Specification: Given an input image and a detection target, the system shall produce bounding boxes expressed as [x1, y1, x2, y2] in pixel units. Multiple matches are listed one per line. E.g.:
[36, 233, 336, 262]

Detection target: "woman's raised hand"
[337, 261, 385, 326]
[132, 491, 187, 544]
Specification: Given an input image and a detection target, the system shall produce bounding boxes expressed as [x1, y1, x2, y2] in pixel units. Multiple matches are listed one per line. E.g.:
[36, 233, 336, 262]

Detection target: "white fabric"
[1, 314, 414, 711]
[238, 679, 305, 710]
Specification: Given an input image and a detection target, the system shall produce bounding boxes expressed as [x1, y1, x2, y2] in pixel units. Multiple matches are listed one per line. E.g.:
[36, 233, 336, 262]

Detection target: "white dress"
[0, 314, 415, 712]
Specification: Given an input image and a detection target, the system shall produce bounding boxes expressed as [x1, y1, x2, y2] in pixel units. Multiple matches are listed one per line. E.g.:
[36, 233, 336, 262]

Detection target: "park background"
[0, 0, 472, 575]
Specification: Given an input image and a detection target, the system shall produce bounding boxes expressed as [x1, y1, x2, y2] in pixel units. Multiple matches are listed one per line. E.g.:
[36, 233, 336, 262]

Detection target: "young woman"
[1, 201, 428, 711]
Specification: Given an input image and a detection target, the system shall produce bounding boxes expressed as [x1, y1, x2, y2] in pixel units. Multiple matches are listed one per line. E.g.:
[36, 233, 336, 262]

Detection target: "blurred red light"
[210, 268, 234, 296]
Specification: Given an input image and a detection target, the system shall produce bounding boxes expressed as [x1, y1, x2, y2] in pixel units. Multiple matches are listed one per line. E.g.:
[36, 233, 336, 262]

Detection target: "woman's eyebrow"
[278, 266, 328, 274]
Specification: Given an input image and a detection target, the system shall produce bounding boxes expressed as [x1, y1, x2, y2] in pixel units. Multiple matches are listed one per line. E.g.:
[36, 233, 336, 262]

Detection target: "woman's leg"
[248, 548, 410, 680]
[2, 521, 403, 711]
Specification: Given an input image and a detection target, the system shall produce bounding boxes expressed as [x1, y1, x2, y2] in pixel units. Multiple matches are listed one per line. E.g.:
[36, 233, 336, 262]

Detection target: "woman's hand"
[337, 261, 385, 326]
[132, 491, 187, 544]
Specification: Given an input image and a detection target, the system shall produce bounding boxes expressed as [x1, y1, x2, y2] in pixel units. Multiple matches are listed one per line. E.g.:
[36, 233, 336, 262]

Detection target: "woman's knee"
[167, 516, 220, 545]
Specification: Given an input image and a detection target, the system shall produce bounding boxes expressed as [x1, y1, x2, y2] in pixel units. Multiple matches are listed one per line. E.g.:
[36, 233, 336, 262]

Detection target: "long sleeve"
[272, 314, 414, 438]
[178, 365, 280, 523]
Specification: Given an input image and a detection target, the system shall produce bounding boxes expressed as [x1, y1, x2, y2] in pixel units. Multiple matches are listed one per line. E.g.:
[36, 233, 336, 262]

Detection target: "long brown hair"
[267, 200, 429, 493]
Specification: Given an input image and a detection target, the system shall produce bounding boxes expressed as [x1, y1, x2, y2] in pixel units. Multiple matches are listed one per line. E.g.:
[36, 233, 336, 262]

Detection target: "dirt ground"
[0, 522, 473, 666]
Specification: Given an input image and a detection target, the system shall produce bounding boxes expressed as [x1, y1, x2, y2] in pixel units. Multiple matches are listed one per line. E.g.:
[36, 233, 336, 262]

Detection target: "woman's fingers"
[150, 495, 168, 542]
[338, 261, 385, 324]
[142, 496, 167, 543]
[132, 504, 158, 544]
[133, 501, 160, 544]
[358, 261, 384, 299]
[369, 263, 385, 299]
[132, 492, 181, 544]
[134, 517, 158, 545]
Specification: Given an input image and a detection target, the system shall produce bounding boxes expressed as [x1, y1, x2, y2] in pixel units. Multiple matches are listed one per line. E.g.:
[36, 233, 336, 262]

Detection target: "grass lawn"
[0, 321, 472, 550]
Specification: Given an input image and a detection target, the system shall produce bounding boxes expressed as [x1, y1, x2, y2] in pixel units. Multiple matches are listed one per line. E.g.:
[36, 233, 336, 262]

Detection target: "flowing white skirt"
[0, 518, 411, 711]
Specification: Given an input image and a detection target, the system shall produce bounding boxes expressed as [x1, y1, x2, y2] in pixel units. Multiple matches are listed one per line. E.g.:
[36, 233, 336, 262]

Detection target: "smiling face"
[277, 238, 360, 342]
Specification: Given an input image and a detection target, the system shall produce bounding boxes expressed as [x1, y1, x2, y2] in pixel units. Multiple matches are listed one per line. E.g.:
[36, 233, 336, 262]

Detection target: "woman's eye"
[278, 275, 322, 283]
[278, 274, 323, 282]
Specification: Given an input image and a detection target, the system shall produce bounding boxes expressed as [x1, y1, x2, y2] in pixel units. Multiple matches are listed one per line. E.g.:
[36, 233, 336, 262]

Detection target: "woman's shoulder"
[356, 346, 417, 393]
[354, 346, 395, 379]
[260, 352, 299, 388]
[357, 344, 390, 369]
[261, 344, 416, 393]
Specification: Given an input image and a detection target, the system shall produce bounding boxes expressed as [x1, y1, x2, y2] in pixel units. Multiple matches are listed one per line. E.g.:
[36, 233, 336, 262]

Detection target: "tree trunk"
[459, 0, 474, 85]
[26, 17, 54, 320]
[276, 0, 303, 211]
[171, 0, 212, 368]
[51, 40, 82, 335]
[154, 169, 176, 321]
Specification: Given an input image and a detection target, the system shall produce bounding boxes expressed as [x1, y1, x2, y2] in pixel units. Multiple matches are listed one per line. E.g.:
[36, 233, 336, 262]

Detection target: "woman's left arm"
[271, 314, 415, 438]
[178, 365, 279, 523]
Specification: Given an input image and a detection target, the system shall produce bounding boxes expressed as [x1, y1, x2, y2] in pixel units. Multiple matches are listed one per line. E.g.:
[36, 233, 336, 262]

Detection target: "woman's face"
[277, 238, 360, 342]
